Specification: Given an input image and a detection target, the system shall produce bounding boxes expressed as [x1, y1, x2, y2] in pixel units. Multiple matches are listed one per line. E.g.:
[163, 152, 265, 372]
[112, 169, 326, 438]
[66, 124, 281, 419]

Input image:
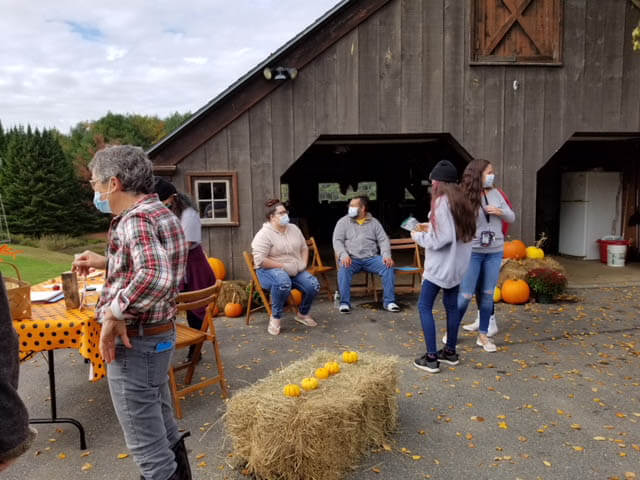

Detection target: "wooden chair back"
[170, 279, 227, 418]
[389, 238, 423, 294]
[305, 236, 335, 300]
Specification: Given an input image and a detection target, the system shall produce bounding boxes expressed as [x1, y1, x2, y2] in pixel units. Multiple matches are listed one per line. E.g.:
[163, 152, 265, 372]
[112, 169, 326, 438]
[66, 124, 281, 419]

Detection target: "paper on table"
[31, 290, 63, 302]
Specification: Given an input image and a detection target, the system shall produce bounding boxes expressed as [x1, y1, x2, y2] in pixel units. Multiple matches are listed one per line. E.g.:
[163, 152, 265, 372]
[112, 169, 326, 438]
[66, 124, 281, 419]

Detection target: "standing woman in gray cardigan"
[457, 159, 515, 352]
[411, 160, 476, 373]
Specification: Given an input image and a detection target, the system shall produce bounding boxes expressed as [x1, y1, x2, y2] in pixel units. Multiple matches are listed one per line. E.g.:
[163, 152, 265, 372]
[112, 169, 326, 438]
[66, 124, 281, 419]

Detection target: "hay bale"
[498, 257, 567, 288]
[217, 280, 249, 310]
[225, 350, 398, 480]
[498, 260, 529, 287]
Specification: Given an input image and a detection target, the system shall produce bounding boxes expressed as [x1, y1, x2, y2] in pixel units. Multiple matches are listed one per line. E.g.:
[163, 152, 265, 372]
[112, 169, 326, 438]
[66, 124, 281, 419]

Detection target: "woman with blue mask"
[251, 199, 320, 335]
[445, 159, 515, 353]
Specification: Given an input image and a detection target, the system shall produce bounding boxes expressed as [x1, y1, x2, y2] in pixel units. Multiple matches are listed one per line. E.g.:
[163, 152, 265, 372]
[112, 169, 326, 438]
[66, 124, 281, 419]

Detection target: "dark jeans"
[418, 279, 460, 355]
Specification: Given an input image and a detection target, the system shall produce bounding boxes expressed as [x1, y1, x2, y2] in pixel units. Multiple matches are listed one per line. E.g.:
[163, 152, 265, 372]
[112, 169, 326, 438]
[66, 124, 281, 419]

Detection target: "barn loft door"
[471, 0, 563, 65]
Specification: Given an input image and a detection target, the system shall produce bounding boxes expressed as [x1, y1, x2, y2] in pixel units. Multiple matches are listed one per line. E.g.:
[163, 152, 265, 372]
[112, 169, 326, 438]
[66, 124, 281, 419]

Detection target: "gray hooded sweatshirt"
[333, 213, 391, 262]
[411, 196, 472, 289]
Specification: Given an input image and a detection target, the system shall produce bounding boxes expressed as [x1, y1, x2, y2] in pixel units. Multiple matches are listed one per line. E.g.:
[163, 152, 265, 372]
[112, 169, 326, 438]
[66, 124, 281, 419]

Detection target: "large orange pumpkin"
[503, 240, 527, 260]
[207, 257, 226, 280]
[501, 279, 530, 304]
[288, 289, 302, 306]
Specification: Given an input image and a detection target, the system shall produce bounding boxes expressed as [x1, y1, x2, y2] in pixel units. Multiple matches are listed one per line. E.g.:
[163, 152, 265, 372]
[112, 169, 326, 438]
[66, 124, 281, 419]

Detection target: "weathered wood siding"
[171, 0, 640, 279]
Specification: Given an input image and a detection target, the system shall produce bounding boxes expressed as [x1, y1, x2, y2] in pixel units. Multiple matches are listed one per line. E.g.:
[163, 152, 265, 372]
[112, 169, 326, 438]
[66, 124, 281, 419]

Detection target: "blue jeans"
[338, 256, 396, 308]
[458, 251, 503, 334]
[107, 329, 179, 480]
[418, 279, 460, 354]
[256, 268, 319, 318]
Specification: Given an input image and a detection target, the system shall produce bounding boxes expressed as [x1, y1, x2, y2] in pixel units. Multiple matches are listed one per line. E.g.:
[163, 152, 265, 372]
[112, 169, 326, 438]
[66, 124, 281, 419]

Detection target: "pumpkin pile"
[498, 233, 566, 304]
[225, 350, 398, 480]
[284, 352, 360, 398]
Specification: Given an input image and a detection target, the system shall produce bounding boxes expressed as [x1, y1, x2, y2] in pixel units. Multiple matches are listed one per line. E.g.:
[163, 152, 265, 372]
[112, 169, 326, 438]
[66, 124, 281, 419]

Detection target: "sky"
[0, 0, 342, 133]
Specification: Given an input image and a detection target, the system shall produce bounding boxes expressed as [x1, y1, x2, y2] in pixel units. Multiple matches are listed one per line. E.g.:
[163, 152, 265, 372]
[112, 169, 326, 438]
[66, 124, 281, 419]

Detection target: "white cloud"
[0, 0, 342, 132]
[183, 57, 207, 65]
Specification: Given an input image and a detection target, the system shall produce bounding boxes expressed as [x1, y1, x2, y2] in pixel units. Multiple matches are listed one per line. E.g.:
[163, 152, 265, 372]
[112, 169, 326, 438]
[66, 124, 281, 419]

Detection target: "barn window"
[471, 0, 563, 65]
[318, 182, 377, 203]
[187, 172, 239, 226]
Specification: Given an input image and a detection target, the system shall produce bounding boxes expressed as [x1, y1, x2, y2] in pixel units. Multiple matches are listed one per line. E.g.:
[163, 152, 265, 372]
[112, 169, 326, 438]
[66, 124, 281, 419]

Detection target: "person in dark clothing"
[0, 273, 37, 472]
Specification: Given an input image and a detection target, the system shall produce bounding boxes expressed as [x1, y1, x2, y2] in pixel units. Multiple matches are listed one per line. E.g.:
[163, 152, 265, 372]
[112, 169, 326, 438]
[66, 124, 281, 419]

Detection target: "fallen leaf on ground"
[81, 463, 93, 471]
[57, 453, 66, 459]
[117, 453, 129, 459]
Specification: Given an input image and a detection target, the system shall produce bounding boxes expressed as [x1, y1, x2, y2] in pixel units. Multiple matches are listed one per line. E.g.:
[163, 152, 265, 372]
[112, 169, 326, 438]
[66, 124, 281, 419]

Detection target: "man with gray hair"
[73, 145, 190, 479]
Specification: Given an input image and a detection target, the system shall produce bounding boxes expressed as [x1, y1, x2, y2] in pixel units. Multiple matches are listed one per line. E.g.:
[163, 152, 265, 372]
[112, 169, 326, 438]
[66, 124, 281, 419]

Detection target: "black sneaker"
[436, 348, 459, 366]
[339, 303, 351, 313]
[413, 354, 440, 373]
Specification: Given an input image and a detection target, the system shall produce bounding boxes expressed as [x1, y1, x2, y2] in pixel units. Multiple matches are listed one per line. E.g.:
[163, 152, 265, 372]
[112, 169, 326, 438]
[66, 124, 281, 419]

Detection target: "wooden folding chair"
[169, 280, 227, 419]
[305, 236, 335, 300]
[243, 251, 297, 325]
[390, 238, 424, 294]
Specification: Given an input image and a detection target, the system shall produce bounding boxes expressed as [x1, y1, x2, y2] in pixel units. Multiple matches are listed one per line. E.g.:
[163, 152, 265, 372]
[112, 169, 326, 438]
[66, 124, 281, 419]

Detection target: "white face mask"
[279, 214, 290, 226]
[483, 174, 495, 188]
[348, 206, 359, 218]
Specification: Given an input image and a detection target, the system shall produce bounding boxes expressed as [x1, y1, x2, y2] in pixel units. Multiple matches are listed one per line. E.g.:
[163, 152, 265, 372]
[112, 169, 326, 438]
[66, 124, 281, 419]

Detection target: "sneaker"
[442, 335, 447, 345]
[339, 303, 351, 314]
[295, 313, 317, 327]
[463, 313, 499, 337]
[267, 316, 281, 336]
[436, 348, 460, 366]
[476, 334, 497, 352]
[413, 354, 440, 373]
[385, 302, 400, 312]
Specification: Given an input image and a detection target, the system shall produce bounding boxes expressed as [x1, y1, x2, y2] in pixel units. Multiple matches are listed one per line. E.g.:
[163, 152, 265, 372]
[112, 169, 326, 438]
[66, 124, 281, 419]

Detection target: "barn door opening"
[279, 133, 472, 253]
[536, 133, 640, 260]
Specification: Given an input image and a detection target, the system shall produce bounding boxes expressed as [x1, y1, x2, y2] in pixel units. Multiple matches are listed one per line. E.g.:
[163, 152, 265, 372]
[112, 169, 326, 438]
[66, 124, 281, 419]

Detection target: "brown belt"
[126, 322, 175, 337]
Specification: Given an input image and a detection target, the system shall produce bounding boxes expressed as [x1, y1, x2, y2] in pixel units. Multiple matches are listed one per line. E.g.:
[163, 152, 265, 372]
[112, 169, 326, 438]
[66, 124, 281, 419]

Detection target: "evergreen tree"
[0, 127, 96, 236]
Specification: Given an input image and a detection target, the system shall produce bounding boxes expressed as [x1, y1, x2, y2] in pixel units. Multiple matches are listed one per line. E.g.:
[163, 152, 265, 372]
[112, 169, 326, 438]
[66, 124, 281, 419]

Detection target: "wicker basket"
[1, 262, 31, 320]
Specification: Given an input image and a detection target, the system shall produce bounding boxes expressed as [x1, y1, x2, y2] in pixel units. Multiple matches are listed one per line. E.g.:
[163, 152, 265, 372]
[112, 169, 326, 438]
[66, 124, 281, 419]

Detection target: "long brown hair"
[430, 181, 476, 242]
[460, 158, 491, 212]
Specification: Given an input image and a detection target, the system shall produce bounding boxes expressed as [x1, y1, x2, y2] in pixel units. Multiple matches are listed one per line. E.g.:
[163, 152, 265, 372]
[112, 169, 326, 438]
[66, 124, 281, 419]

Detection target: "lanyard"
[483, 192, 490, 224]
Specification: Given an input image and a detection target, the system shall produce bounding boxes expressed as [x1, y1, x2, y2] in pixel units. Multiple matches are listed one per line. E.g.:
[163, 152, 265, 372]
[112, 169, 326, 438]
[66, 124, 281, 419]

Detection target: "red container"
[596, 239, 630, 263]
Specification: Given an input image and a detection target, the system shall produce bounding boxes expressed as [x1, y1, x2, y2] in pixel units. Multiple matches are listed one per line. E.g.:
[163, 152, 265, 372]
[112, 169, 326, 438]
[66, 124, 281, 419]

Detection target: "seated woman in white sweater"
[251, 199, 320, 336]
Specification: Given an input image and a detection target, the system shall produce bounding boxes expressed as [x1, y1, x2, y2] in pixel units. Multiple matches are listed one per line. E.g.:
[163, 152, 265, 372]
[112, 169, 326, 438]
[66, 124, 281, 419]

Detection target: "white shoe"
[385, 302, 400, 312]
[476, 334, 497, 352]
[463, 313, 499, 337]
[442, 335, 447, 345]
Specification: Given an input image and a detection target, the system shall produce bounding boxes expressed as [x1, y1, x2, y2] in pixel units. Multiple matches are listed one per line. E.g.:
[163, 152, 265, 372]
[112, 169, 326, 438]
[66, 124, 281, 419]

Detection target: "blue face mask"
[279, 214, 290, 226]
[93, 190, 112, 214]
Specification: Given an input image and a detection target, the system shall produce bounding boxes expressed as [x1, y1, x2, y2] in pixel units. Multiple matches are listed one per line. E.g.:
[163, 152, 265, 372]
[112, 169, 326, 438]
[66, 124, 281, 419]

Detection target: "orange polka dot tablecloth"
[14, 302, 105, 381]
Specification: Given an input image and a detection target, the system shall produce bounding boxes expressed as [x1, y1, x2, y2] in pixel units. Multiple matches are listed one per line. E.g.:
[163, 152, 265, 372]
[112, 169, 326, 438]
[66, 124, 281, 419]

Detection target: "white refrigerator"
[558, 172, 622, 259]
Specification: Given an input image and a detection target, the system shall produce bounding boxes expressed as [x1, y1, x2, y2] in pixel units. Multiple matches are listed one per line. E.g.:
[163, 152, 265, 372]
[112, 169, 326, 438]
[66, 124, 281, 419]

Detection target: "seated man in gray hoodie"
[332, 195, 399, 313]
[0, 273, 37, 473]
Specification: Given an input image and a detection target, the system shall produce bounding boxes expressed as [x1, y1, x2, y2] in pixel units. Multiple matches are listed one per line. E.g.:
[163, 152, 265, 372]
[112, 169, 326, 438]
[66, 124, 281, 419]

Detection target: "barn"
[148, 0, 640, 279]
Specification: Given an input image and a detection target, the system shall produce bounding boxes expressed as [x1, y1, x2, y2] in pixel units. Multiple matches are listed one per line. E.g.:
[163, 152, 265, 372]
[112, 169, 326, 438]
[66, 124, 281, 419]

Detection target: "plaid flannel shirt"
[96, 194, 188, 326]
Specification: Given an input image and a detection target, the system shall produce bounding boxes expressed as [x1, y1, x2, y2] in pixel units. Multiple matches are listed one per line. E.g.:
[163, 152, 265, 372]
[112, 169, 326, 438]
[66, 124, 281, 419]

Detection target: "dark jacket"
[0, 273, 35, 465]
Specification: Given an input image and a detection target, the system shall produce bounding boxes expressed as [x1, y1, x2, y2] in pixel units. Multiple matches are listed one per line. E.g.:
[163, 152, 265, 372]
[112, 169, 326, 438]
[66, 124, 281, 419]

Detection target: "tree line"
[0, 112, 191, 237]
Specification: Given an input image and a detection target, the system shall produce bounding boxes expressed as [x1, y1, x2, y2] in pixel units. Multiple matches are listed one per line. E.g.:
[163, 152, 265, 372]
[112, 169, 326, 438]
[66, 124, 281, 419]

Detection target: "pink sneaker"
[267, 316, 281, 335]
[295, 313, 317, 327]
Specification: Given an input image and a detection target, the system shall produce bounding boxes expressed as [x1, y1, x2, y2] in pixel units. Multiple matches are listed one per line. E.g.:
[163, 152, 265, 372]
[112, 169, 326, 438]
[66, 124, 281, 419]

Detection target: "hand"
[484, 206, 503, 217]
[0, 459, 16, 473]
[73, 250, 106, 276]
[383, 257, 394, 268]
[415, 222, 430, 232]
[340, 255, 352, 268]
[99, 307, 132, 364]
